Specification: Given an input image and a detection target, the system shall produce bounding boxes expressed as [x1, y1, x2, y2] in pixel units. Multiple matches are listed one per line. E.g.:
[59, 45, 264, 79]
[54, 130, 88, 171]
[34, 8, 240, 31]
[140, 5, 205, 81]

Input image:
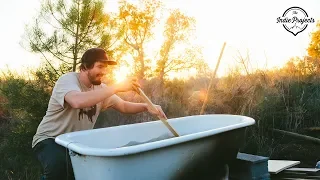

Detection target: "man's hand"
[146, 104, 168, 119]
[114, 77, 141, 93]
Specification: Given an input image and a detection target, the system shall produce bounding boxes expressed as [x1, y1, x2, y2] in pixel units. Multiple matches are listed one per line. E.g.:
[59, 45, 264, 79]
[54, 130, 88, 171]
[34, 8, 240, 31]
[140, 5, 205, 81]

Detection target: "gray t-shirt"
[32, 72, 121, 148]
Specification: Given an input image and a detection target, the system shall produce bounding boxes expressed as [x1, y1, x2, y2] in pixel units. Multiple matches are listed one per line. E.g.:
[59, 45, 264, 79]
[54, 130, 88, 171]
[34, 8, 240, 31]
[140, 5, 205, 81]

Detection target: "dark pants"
[33, 138, 75, 180]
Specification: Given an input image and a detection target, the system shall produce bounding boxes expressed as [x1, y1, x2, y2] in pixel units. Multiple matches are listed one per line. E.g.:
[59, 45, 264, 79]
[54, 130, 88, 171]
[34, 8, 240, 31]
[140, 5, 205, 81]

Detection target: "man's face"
[87, 61, 108, 85]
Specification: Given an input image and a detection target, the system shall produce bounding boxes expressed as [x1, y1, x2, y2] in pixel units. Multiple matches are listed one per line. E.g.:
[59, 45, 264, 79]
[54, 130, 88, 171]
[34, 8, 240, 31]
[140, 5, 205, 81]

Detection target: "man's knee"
[34, 139, 74, 180]
[43, 157, 67, 179]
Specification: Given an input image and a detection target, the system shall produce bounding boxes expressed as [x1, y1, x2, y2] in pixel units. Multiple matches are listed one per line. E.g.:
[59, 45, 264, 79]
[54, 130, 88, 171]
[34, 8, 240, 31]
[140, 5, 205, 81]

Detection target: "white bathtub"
[55, 114, 255, 180]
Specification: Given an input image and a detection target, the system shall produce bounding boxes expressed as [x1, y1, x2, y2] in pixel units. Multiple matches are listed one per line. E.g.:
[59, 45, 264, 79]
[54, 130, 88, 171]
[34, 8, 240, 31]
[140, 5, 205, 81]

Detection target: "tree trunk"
[138, 46, 145, 80]
[158, 68, 165, 97]
[73, 0, 80, 72]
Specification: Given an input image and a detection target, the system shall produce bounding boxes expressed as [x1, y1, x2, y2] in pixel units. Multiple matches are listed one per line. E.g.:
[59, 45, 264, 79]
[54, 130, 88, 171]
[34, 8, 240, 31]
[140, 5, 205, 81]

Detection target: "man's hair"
[79, 48, 116, 70]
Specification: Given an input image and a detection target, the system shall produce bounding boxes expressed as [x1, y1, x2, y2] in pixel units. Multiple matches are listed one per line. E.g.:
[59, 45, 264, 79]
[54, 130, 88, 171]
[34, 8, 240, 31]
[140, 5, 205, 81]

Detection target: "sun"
[113, 66, 130, 83]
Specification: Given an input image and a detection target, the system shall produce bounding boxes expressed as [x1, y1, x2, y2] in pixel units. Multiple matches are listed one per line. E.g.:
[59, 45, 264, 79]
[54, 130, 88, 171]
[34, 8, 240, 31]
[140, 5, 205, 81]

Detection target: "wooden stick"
[200, 42, 226, 115]
[305, 127, 320, 131]
[271, 128, 320, 145]
[137, 88, 180, 137]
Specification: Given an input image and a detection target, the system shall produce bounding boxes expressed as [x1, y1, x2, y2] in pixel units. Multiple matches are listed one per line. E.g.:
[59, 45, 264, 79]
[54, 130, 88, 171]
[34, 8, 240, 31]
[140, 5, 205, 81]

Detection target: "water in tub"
[120, 133, 175, 147]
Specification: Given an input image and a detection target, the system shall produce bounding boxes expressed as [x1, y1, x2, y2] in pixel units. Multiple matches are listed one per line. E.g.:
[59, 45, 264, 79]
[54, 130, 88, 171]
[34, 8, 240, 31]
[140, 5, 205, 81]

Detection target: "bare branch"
[236, 49, 250, 76]
[48, 0, 75, 35]
[39, 12, 64, 30]
[124, 32, 138, 50]
[78, 3, 96, 45]
[34, 30, 73, 64]
[53, 40, 74, 60]
[28, 37, 60, 76]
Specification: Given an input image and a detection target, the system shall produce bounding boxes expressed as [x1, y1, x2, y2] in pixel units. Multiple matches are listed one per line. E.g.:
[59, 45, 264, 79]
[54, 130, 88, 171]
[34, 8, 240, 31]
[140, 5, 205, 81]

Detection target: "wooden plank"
[268, 160, 300, 174]
[278, 179, 320, 180]
[285, 168, 320, 173]
[271, 172, 320, 180]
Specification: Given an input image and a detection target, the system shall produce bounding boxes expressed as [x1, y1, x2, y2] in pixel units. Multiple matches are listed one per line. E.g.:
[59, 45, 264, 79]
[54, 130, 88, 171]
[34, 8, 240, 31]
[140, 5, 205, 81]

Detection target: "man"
[32, 47, 167, 180]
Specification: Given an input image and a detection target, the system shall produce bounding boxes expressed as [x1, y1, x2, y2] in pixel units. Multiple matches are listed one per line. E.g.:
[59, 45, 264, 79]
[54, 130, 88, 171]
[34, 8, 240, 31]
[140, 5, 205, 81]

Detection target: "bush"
[0, 71, 51, 180]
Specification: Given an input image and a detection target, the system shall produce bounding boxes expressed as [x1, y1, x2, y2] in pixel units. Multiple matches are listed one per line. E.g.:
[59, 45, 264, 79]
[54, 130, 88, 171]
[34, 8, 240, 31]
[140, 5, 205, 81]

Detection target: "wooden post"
[200, 42, 226, 115]
[271, 128, 320, 144]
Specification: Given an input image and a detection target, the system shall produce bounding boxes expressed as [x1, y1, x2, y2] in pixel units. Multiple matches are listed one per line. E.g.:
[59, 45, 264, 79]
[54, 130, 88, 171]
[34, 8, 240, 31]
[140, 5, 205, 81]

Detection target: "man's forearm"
[122, 102, 148, 114]
[66, 86, 117, 109]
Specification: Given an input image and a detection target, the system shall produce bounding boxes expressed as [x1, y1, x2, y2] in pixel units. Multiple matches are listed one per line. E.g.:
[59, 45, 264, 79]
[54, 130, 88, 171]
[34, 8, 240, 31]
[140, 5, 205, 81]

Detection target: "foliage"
[307, 21, 320, 59]
[118, 0, 162, 79]
[155, 9, 204, 95]
[0, 70, 51, 179]
[22, 0, 123, 73]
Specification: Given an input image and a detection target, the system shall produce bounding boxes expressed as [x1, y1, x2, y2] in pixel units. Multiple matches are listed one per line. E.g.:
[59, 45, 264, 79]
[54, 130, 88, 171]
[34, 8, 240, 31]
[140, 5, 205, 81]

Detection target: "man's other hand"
[146, 104, 168, 119]
[114, 77, 141, 93]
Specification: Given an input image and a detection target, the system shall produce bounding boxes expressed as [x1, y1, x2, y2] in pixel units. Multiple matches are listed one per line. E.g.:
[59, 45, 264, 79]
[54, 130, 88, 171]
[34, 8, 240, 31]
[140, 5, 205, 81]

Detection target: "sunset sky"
[0, 0, 319, 78]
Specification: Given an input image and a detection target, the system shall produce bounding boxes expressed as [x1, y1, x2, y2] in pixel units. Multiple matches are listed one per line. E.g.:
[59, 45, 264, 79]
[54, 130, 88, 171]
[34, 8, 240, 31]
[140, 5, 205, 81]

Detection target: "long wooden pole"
[137, 88, 180, 137]
[200, 42, 226, 115]
[272, 128, 320, 144]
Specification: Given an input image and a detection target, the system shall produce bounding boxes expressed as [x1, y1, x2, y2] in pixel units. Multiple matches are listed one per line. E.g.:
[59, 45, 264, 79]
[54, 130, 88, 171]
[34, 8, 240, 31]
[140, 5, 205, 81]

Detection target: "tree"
[118, 0, 162, 80]
[22, 0, 123, 75]
[155, 9, 203, 92]
[307, 21, 320, 59]
[281, 56, 320, 79]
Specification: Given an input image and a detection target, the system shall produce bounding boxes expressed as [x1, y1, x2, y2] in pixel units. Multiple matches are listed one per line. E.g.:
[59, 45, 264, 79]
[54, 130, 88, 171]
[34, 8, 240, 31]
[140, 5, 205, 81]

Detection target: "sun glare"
[113, 66, 130, 83]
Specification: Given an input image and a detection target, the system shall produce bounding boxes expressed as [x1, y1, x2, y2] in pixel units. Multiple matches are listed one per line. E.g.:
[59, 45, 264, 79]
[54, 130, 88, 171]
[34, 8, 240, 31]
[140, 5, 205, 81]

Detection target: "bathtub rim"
[55, 114, 255, 157]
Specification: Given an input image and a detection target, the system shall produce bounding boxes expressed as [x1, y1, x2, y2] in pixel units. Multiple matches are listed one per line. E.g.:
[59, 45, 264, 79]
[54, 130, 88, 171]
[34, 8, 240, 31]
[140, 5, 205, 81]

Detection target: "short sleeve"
[52, 73, 81, 108]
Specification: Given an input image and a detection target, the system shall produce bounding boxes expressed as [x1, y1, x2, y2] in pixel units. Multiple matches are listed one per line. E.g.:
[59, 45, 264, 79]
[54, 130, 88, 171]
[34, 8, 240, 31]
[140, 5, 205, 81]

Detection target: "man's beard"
[88, 71, 103, 85]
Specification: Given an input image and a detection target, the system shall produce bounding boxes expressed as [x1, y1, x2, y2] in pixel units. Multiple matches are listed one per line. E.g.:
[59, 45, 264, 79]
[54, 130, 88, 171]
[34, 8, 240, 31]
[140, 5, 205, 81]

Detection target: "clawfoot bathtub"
[55, 114, 255, 180]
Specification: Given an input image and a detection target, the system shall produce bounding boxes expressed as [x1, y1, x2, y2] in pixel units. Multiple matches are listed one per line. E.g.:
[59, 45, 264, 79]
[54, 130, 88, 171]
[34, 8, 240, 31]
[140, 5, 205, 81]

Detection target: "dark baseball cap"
[81, 48, 117, 65]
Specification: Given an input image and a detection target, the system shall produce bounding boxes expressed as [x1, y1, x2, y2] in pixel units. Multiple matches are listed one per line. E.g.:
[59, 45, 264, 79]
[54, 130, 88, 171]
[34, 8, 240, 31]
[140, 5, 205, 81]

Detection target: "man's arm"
[65, 77, 140, 109]
[111, 99, 167, 119]
[111, 99, 148, 114]
[65, 86, 117, 109]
